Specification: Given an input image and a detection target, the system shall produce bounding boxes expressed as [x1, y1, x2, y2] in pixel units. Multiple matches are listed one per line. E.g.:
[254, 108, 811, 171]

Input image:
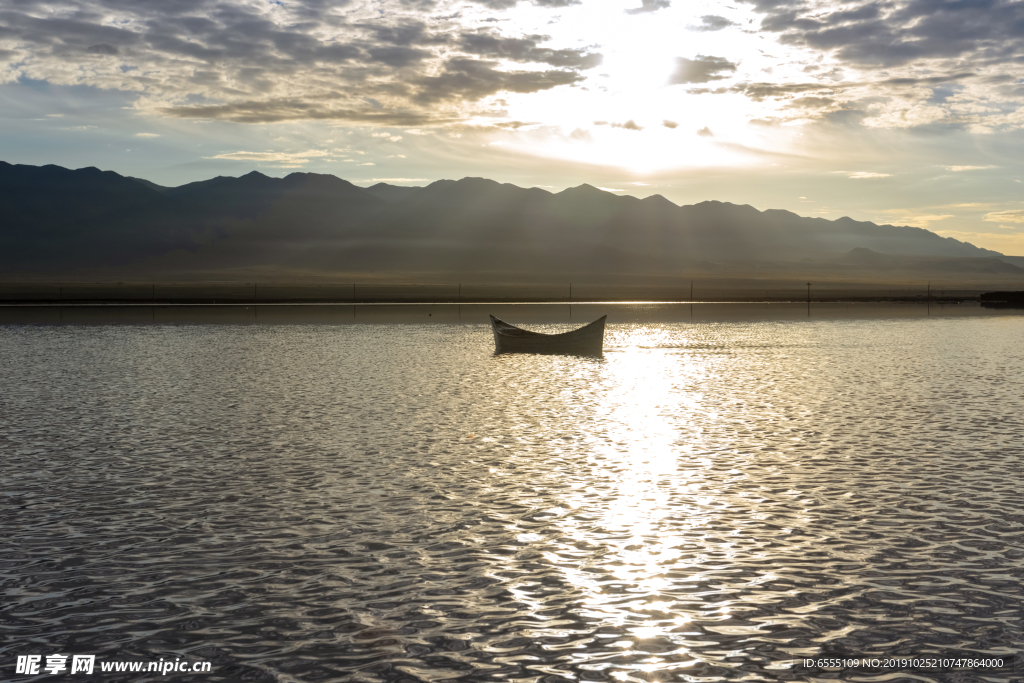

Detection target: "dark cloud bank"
[686, 0, 1024, 128]
[742, 0, 1024, 68]
[0, 0, 602, 124]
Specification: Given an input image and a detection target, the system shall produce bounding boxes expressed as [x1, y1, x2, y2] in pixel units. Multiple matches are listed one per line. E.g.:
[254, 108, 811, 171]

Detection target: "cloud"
[597, 187, 625, 192]
[625, 0, 671, 14]
[207, 150, 330, 164]
[470, 0, 582, 8]
[727, 81, 834, 101]
[413, 58, 584, 105]
[611, 119, 643, 130]
[0, 0, 589, 127]
[878, 73, 974, 88]
[8, 0, 1021, 141]
[365, 178, 428, 183]
[457, 33, 602, 69]
[728, 0, 1024, 131]
[786, 96, 837, 110]
[662, 120, 678, 128]
[744, 0, 1024, 69]
[162, 101, 455, 125]
[356, 20, 443, 48]
[669, 55, 738, 84]
[848, 172, 892, 179]
[984, 210, 1024, 224]
[367, 46, 433, 68]
[935, 229, 1024, 255]
[696, 126, 713, 137]
[85, 43, 119, 56]
[904, 214, 954, 227]
[134, 132, 160, 138]
[699, 73, 974, 103]
[945, 165, 996, 172]
[467, 0, 516, 7]
[684, 69, 1024, 131]
[691, 15, 737, 31]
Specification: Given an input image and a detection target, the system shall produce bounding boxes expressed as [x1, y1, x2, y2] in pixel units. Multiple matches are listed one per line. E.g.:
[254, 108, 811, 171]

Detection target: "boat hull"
[490, 315, 606, 355]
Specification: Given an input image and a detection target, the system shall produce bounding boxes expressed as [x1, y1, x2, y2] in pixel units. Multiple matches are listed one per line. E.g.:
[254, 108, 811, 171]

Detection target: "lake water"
[2, 306, 1022, 682]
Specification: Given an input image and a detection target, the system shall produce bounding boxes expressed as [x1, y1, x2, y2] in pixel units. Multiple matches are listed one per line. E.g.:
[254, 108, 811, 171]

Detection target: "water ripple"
[1, 317, 1022, 681]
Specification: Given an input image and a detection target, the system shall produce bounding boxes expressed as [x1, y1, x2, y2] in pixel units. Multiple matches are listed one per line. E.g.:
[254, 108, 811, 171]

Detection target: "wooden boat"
[490, 314, 606, 355]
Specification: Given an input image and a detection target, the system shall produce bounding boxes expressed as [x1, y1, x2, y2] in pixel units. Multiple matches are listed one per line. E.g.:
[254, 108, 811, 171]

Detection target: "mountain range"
[2, 160, 1021, 279]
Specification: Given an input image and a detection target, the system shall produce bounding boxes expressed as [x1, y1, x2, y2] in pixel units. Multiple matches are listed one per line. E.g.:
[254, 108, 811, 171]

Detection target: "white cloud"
[944, 165, 996, 172]
[206, 149, 330, 164]
[873, 209, 954, 228]
[848, 172, 892, 179]
[904, 214, 954, 227]
[984, 210, 1024, 224]
[936, 230, 1024, 255]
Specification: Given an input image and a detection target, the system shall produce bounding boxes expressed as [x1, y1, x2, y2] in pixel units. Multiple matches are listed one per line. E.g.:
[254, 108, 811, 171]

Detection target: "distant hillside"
[1, 161, 1019, 278]
[836, 247, 1024, 274]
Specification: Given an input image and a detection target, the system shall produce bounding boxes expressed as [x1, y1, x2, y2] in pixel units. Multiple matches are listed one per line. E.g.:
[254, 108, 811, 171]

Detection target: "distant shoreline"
[0, 296, 982, 305]
[0, 280, 1010, 306]
[5, 300, 1021, 327]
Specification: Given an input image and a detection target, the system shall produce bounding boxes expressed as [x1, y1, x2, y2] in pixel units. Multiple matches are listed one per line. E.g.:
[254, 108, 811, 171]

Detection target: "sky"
[2, 0, 1024, 254]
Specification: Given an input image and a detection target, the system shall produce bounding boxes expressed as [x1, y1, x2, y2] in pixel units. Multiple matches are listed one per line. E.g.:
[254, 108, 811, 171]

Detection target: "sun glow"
[459, 0, 817, 173]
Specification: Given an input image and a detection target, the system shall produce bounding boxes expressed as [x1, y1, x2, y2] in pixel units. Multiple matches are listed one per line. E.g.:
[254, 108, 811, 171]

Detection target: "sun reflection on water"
[538, 326, 723, 669]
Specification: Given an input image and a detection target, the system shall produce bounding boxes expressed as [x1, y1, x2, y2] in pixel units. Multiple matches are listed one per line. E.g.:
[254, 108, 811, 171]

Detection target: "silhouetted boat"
[490, 314, 606, 355]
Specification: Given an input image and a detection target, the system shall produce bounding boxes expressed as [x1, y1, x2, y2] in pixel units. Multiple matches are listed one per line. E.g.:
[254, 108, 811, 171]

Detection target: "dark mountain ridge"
[1, 160, 1019, 277]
